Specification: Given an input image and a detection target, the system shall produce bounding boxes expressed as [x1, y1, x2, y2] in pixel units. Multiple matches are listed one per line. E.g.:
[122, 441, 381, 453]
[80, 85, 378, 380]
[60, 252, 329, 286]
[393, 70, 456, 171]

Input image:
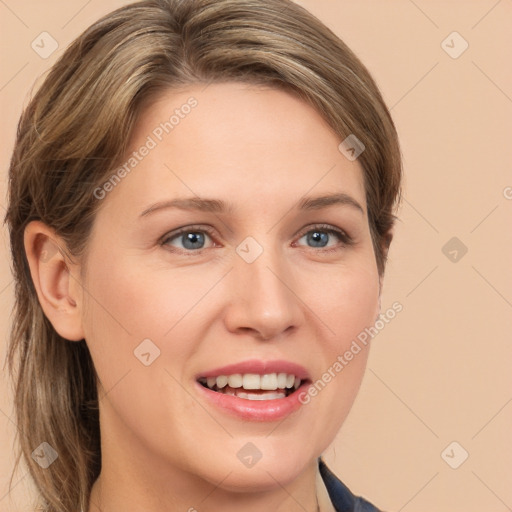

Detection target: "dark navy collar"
[318, 458, 382, 512]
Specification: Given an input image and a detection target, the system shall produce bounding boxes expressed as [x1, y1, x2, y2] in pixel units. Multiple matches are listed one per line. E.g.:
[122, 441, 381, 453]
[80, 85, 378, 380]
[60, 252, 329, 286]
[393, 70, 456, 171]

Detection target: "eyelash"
[159, 224, 354, 255]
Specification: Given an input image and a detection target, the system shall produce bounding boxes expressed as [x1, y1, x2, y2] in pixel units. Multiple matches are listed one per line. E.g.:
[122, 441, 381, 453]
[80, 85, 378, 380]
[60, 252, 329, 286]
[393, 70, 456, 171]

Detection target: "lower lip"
[195, 381, 310, 422]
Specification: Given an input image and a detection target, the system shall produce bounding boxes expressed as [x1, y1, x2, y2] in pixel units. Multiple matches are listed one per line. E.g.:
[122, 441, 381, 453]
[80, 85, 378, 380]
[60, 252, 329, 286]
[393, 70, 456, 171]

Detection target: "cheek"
[79, 252, 205, 442]
[79, 248, 225, 399]
[82, 250, 211, 343]
[301, 257, 379, 426]
[308, 256, 380, 350]
[79, 253, 169, 384]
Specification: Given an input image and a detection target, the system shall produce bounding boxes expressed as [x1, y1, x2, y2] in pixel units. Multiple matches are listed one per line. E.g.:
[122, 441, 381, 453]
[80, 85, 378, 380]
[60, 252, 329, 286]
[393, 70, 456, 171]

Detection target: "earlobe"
[375, 277, 382, 322]
[23, 220, 85, 341]
[376, 228, 393, 321]
[382, 228, 394, 262]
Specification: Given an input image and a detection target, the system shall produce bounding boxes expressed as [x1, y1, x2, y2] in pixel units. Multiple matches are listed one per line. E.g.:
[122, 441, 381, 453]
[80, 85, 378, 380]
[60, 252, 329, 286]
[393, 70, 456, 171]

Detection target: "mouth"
[195, 359, 312, 421]
[197, 373, 307, 400]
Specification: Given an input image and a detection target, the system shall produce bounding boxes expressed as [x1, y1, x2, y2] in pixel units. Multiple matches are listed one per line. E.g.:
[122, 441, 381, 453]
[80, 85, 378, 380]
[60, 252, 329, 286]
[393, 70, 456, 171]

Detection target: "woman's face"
[78, 82, 381, 491]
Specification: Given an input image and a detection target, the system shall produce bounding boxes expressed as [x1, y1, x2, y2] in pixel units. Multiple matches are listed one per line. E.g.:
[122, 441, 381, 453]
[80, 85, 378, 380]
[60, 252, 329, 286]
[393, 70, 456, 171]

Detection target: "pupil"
[184, 232, 204, 249]
[310, 231, 327, 247]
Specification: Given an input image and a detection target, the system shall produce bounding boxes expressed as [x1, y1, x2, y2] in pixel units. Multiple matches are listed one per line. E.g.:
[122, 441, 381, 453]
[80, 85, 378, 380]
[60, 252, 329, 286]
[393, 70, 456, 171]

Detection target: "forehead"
[99, 82, 367, 219]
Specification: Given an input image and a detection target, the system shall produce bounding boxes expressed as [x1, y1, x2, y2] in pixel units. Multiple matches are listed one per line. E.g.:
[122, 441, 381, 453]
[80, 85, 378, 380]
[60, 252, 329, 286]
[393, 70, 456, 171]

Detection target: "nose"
[223, 241, 303, 341]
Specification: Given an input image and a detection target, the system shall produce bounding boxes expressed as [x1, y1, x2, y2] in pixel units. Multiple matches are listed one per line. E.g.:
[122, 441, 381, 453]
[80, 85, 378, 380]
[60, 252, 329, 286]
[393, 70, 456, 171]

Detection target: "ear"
[376, 227, 394, 319]
[23, 220, 85, 341]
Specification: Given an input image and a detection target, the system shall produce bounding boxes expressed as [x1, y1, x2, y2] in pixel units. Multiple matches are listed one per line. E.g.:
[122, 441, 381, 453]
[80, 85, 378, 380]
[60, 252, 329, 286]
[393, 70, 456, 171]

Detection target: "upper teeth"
[200, 373, 302, 391]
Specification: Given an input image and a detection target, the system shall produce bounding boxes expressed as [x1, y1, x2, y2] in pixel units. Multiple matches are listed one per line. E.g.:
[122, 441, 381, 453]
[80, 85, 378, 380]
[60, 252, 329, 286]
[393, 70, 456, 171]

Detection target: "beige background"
[1, 1, 511, 511]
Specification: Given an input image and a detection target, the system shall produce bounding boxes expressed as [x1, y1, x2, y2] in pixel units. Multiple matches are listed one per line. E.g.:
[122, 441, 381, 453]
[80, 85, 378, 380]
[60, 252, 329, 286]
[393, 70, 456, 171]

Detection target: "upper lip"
[196, 359, 311, 380]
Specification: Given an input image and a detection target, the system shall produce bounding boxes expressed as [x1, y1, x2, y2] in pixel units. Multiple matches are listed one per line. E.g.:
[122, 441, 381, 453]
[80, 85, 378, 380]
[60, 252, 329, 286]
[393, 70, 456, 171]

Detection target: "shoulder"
[318, 457, 383, 512]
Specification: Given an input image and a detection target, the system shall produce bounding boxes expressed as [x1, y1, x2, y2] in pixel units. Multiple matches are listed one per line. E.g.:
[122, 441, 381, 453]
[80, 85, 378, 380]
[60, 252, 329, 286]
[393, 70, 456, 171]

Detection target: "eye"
[160, 223, 354, 254]
[295, 224, 353, 252]
[160, 225, 216, 253]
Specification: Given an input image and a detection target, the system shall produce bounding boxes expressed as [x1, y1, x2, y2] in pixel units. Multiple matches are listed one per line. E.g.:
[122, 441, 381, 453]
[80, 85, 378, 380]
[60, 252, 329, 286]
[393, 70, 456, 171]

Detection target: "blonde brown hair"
[4, 0, 402, 510]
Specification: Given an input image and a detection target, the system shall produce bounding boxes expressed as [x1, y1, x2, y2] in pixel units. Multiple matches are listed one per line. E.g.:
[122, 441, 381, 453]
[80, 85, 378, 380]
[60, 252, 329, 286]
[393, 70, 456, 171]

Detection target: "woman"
[5, 0, 402, 510]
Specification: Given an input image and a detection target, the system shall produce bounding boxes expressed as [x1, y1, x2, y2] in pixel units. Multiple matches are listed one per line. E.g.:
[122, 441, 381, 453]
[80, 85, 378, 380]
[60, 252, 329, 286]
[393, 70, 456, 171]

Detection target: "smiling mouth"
[197, 373, 307, 400]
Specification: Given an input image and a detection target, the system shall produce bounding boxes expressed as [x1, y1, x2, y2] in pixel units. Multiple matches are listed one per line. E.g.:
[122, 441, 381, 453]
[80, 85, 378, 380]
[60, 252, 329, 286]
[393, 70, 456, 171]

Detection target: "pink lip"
[195, 380, 311, 422]
[195, 359, 312, 422]
[196, 359, 311, 380]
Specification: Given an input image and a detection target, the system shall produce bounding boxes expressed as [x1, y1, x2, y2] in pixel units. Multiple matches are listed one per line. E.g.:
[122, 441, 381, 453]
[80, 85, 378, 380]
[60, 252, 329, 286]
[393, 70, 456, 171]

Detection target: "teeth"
[227, 374, 243, 388]
[216, 375, 228, 388]
[260, 373, 277, 390]
[276, 373, 287, 389]
[237, 391, 286, 400]
[242, 373, 261, 390]
[200, 373, 304, 391]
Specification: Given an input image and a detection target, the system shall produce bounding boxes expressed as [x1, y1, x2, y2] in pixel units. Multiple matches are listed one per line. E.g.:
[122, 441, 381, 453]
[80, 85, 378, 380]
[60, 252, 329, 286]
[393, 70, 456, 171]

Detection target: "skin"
[24, 82, 389, 511]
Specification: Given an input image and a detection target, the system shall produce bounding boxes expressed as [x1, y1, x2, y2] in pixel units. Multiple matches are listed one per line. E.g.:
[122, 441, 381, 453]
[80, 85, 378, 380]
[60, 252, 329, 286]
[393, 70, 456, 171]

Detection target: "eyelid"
[294, 223, 354, 248]
[159, 224, 217, 248]
[160, 223, 354, 253]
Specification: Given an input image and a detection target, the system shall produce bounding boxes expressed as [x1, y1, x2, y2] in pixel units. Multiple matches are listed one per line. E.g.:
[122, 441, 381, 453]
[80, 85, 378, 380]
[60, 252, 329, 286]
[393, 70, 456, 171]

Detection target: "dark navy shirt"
[318, 458, 382, 512]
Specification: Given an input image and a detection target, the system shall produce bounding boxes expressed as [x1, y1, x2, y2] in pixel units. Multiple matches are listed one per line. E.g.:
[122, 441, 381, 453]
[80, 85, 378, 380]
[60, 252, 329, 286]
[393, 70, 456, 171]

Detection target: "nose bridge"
[227, 234, 301, 339]
[240, 243, 286, 300]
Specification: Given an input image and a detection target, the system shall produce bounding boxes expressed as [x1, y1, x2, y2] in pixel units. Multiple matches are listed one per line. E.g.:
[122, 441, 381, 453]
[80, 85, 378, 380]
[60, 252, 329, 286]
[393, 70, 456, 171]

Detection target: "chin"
[195, 443, 314, 492]
[209, 465, 304, 493]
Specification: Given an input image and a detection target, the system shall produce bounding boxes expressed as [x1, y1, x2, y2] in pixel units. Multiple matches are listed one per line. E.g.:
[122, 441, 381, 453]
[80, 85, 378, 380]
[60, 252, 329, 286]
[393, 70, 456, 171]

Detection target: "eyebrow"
[139, 192, 364, 217]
